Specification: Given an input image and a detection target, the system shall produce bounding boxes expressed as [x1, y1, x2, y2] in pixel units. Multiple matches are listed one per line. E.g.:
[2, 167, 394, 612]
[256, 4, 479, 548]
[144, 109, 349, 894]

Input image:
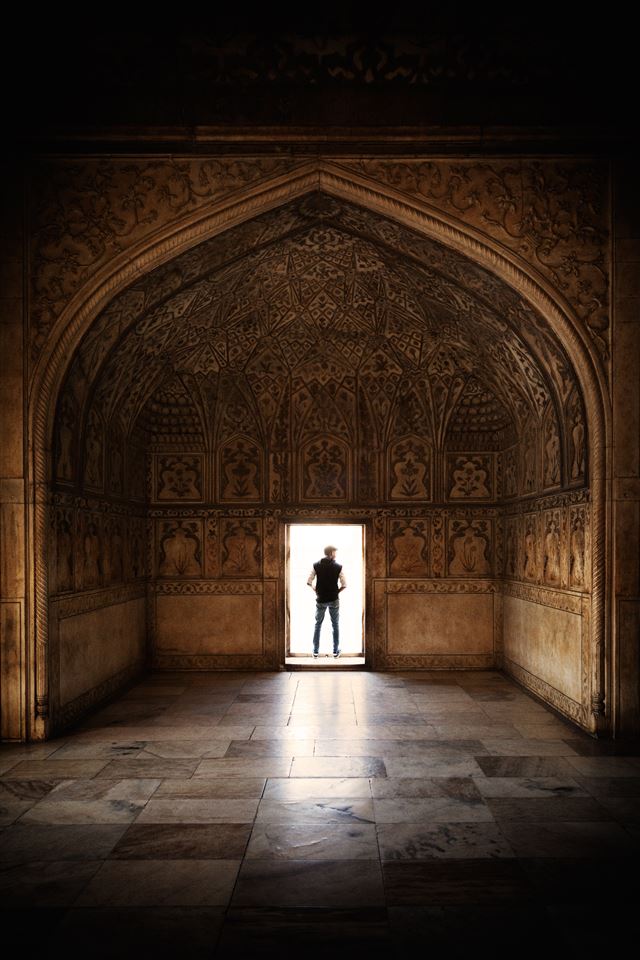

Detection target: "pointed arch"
[26, 161, 610, 739]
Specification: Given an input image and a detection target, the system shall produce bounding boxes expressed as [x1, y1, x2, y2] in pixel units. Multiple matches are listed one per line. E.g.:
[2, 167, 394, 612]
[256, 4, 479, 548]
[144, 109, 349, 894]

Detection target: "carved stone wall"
[42, 167, 596, 733]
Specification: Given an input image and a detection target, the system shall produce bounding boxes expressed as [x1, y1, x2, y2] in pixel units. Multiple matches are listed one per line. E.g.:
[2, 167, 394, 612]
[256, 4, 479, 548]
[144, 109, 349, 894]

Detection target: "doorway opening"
[286, 523, 365, 666]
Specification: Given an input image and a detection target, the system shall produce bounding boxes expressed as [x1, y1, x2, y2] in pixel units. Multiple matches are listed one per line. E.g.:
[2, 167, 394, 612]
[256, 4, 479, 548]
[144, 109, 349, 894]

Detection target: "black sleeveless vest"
[313, 558, 342, 602]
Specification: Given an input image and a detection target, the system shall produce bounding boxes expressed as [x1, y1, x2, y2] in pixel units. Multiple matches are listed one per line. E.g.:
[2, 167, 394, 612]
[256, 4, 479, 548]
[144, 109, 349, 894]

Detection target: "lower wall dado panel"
[57, 596, 146, 706]
[502, 588, 583, 705]
[374, 581, 498, 668]
[152, 581, 278, 669]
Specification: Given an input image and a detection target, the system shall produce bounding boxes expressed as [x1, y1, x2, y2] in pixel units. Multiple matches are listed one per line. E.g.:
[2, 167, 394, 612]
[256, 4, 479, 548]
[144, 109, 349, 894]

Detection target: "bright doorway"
[286, 523, 365, 663]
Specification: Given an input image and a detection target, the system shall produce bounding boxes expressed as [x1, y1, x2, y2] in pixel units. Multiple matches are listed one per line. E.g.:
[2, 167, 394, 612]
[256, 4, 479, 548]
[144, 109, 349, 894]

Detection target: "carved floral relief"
[389, 520, 429, 577]
[302, 437, 348, 501]
[219, 438, 262, 501]
[158, 520, 203, 577]
[388, 437, 430, 501]
[447, 454, 492, 500]
[447, 518, 492, 577]
[156, 455, 203, 501]
[221, 520, 261, 577]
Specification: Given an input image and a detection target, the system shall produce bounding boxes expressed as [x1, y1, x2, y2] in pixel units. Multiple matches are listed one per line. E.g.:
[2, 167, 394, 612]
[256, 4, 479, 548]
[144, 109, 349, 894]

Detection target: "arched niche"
[27, 163, 609, 739]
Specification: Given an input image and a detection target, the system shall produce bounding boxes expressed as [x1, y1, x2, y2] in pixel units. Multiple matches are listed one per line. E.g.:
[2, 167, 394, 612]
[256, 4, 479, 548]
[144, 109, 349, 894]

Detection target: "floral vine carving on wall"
[341, 159, 609, 354]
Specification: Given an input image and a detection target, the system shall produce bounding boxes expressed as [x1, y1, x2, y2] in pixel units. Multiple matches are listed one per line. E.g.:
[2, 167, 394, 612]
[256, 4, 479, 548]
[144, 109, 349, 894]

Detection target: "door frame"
[283, 519, 370, 665]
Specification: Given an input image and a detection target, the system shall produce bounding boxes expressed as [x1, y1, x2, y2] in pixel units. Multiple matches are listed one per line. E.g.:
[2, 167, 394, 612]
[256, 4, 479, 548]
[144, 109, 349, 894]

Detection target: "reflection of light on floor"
[288, 524, 364, 656]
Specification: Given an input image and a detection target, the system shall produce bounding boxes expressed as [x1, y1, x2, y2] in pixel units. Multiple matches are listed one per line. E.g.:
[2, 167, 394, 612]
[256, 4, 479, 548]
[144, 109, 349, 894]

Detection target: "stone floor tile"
[565, 756, 640, 777]
[75, 859, 241, 906]
[0, 824, 127, 860]
[95, 759, 200, 779]
[370, 777, 482, 800]
[46, 741, 148, 759]
[45, 777, 160, 803]
[0, 779, 59, 801]
[383, 757, 484, 778]
[373, 796, 493, 823]
[474, 776, 588, 798]
[195, 758, 292, 778]
[231, 859, 386, 906]
[155, 778, 266, 799]
[110, 822, 252, 859]
[263, 778, 371, 799]
[224, 739, 315, 757]
[19, 798, 148, 825]
[475, 757, 579, 778]
[572, 775, 640, 797]
[377, 822, 515, 860]
[136, 798, 259, 823]
[485, 796, 611, 821]
[0, 860, 103, 905]
[290, 757, 387, 778]
[0, 759, 110, 779]
[498, 820, 638, 857]
[255, 798, 375, 824]
[0, 801, 36, 825]
[479, 739, 581, 756]
[588, 795, 640, 822]
[245, 822, 379, 860]
[382, 859, 533, 903]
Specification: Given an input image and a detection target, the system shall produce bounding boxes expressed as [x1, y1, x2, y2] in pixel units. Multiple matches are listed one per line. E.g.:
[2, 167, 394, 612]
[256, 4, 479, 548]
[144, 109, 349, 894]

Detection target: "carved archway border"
[27, 160, 610, 739]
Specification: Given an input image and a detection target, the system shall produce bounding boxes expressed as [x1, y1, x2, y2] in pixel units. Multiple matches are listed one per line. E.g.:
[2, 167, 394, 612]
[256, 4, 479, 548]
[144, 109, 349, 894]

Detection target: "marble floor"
[1, 669, 639, 958]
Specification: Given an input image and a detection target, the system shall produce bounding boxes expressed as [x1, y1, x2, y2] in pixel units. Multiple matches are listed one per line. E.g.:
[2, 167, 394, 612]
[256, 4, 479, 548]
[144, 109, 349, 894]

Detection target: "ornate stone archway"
[27, 162, 610, 740]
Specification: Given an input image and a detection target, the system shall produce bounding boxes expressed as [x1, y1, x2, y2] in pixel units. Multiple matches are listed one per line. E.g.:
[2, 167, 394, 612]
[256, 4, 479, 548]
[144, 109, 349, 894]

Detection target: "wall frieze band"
[503, 655, 587, 727]
[501, 580, 583, 614]
[154, 580, 265, 595]
[53, 584, 146, 619]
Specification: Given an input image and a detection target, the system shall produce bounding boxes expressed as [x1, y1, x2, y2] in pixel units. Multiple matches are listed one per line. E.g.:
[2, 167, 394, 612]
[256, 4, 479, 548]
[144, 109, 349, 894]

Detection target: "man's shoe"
[333, 650, 341, 658]
[313, 653, 319, 658]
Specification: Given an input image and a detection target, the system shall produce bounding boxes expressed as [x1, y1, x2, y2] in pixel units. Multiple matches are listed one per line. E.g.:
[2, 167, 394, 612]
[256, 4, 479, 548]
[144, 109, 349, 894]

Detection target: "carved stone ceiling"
[65, 194, 581, 451]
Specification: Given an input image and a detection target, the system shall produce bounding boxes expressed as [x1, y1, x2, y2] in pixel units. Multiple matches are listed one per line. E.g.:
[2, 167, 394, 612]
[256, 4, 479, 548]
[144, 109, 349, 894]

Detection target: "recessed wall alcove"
[32, 167, 605, 739]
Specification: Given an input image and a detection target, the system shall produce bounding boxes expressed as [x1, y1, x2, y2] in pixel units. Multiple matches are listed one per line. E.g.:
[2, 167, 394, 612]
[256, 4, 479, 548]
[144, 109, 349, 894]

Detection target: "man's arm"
[307, 568, 317, 591]
[338, 570, 347, 593]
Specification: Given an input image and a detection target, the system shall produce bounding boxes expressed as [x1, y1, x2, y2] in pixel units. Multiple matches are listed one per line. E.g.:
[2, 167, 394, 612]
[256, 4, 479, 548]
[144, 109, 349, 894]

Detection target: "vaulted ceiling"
[59, 193, 581, 461]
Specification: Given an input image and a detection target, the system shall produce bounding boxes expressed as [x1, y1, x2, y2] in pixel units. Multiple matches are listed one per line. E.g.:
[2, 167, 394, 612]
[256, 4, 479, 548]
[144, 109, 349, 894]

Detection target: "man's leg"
[313, 601, 327, 656]
[328, 600, 340, 655]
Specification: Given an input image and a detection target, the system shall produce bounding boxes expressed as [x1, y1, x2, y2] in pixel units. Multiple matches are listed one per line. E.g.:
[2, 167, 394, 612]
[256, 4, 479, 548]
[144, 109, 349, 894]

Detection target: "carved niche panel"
[388, 437, 431, 501]
[567, 390, 587, 486]
[542, 407, 561, 490]
[158, 520, 203, 578]
[77, 512, 103, 590]
[504, 515, 520, 580]
[127, 517, 146, 580]
[301, 437, 349, 501]
[569, 505, 589, 591]
[103, 516, 124, 585]
[156, 455, 203, 501]
[447, 518, 492, 577]
[542, 509, 563, 586]
[108, 434, 124, 498]
[83, 409, 105, 492]
[520, 420, 538, 496]
[221, 519, 262, 578]
[52, 507, 75, 594]
[447, 454, 493, 500]
[388, 519, 430, 577]
[501, 447, 518, 499]
[219, 437, 262, 502]
[522, 514, 540, 583]
[55, 392, 77, 483]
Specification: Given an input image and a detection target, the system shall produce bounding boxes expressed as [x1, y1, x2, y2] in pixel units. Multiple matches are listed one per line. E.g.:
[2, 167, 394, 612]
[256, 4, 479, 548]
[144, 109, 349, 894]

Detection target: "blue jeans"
[313, 599, 340, 655]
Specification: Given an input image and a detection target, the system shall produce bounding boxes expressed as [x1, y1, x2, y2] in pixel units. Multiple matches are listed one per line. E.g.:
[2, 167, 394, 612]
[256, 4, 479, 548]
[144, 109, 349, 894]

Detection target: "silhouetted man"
[307, 545, 347, 658]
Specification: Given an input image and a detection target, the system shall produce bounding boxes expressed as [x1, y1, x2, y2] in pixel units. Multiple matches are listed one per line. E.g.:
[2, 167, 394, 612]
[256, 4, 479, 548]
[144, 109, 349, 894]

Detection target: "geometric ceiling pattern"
[60, 193, 583, 458]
